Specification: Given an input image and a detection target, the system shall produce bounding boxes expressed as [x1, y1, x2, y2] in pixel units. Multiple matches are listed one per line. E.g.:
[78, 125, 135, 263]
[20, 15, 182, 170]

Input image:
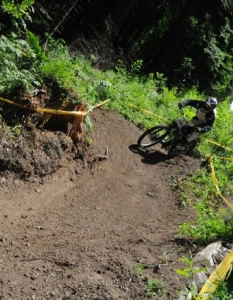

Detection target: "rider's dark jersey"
[182, 99, 216, 133]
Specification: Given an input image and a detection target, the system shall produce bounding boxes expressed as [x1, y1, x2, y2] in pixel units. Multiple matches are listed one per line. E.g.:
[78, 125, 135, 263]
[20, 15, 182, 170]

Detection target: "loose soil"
[0, 108, 201, 300]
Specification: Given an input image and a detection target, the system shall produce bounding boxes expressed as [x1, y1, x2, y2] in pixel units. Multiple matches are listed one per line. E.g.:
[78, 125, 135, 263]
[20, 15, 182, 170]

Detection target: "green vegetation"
[1, 2, 233, 298]
[176, 253, 206, 279]
[146, 278, 166, 298]
[132, 263, 167, 297]
[176, 253, 233, 299]
[133, 263, 147, 274]
[213, 281, 233, 299]
[176, 252, 207, 299]
[1, 32, 233, 296]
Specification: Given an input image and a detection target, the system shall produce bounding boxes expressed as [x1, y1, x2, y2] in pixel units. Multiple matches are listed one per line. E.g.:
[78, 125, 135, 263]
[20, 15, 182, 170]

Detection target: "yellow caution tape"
[209, 156, 233, 209]
[126, 103, 170, 122]
[203, 137, 233, 152]
[1, 96, 233, 152]
[213, 156, 233, 161]
[86, 99, 110, 114]
[0, 96, 110, 117]
[197, 155, 233, 299]
[0, 96, 30, 110]
[0, 96, 86, 116]
[198, 249, 233, 299]
[36, 107, 86, 116]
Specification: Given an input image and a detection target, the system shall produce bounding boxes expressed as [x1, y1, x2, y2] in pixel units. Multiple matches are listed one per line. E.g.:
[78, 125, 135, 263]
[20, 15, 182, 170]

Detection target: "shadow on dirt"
[129, 144, 169, 164]
[129, 143, 202, 165]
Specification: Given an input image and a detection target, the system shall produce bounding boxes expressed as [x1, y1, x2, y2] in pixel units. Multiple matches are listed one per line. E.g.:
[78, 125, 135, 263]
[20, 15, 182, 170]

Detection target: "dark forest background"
[1, 0, 233, 98]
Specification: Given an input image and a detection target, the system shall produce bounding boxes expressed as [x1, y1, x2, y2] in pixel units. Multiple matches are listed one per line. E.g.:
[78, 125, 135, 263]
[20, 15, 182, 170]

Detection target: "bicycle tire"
[137, 125, 170, 149]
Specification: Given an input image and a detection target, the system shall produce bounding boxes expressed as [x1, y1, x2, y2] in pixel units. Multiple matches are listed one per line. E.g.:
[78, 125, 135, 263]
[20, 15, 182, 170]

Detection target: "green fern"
[26, 30, 45, 61]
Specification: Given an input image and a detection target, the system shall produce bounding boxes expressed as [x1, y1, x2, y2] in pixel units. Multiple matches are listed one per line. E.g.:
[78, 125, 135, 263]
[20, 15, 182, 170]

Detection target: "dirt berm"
[0, 108, 200, 299]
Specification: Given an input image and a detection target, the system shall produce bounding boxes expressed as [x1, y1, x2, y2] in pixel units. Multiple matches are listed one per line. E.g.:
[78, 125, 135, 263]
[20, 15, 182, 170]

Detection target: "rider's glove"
[178, 102, 183, 109]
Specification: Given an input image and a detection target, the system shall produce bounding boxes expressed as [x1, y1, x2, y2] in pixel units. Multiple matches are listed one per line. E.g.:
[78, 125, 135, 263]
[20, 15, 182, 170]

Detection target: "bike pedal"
[174, 145, 186, 151]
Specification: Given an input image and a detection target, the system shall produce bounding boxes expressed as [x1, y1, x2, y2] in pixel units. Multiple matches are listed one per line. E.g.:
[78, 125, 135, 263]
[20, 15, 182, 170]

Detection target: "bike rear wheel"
[137, 125, 170, 148]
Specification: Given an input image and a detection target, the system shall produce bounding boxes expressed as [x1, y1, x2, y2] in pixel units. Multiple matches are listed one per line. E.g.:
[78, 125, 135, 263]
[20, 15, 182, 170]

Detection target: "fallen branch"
[95, 146, 109, 161]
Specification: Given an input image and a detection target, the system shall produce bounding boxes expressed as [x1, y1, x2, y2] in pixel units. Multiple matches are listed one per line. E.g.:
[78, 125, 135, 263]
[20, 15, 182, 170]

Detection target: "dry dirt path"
[0, 108, 200, 299]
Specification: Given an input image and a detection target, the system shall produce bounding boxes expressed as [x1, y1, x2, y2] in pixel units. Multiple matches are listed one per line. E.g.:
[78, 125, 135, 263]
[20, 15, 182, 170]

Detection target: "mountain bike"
[137, 108, 197, 156]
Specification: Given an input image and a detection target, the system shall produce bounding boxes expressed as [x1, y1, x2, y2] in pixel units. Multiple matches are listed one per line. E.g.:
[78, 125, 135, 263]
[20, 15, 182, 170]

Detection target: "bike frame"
[165, 109, 196, 155]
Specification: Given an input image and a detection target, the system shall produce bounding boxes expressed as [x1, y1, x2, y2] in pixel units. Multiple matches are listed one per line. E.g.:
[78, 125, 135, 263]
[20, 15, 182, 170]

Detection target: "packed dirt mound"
[0, 128, 75, 179]
[0, 108, 201, 299]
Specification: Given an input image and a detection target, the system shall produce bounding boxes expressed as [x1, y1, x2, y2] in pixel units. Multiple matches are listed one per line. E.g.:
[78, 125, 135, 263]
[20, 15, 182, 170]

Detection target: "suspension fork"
[167, 124, 180, 146]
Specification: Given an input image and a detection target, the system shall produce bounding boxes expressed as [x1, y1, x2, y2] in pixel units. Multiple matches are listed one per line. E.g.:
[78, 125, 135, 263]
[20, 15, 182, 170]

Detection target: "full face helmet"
[204, 97, 218, 111]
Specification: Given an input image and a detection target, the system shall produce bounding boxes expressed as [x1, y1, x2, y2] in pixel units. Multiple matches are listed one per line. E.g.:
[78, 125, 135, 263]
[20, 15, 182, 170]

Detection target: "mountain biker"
[161, 97, 218, 147]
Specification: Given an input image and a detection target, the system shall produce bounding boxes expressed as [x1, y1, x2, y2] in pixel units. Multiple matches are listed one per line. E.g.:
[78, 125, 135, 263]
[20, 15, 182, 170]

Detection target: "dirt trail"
[0, 108, 200, 299]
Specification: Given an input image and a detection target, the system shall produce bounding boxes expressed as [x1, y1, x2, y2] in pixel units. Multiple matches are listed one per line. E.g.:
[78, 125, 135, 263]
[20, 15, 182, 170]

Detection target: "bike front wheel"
[137, 125, 170, 148]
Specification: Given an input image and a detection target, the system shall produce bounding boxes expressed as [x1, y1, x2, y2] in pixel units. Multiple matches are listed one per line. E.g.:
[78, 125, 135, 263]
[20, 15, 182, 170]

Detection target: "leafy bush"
[1, 0, 35, 30]
[0, 33, 40, 94]
[179, 204, 233, 244]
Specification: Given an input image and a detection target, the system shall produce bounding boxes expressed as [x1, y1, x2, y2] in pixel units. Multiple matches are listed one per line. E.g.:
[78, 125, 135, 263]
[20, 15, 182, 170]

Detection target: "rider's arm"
[181, 99, 203, 109]
[197, 111, 216, 133]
